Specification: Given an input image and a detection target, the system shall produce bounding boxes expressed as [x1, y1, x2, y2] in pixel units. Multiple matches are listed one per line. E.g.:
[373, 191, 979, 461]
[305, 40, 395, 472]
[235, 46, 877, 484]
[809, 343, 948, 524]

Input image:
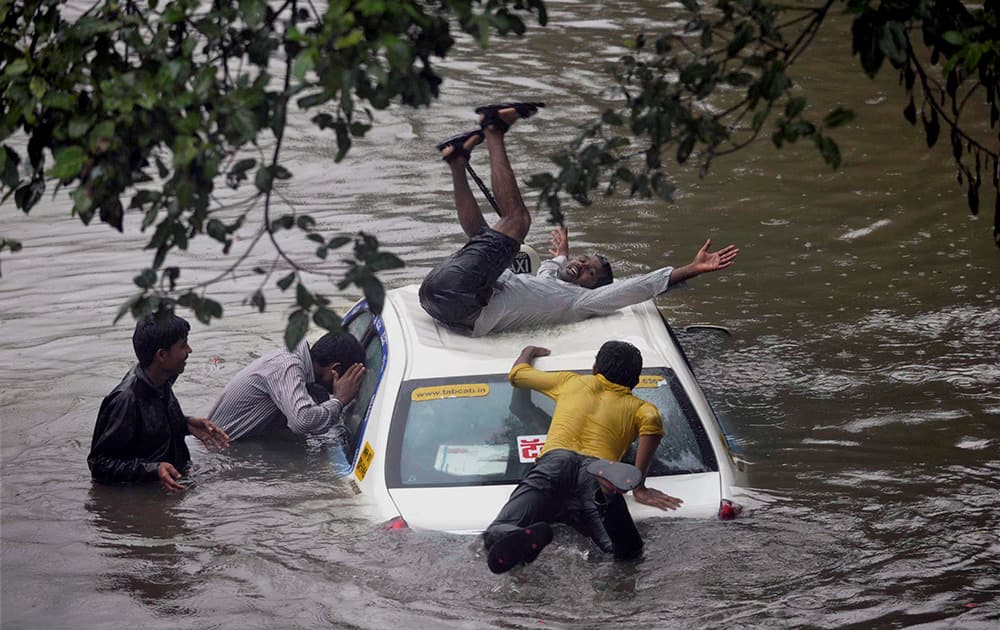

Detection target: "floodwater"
[2, 1, 998, 628]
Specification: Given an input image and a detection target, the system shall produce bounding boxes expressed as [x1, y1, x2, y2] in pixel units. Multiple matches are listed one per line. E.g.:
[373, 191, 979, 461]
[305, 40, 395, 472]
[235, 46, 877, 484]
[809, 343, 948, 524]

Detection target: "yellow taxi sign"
[355, 441, 375, 481]
[411, 383, 490, 401]
[635, 374, 666, 389]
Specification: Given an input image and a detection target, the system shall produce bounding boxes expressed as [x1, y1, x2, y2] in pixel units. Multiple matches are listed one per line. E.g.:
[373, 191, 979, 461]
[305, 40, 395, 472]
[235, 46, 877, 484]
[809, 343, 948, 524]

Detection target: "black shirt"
[88, 365, 191, 484]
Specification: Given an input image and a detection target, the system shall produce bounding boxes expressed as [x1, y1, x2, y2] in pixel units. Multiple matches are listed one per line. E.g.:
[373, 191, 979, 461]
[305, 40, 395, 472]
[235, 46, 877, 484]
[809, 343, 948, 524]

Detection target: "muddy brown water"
[2, 2, 998, 628]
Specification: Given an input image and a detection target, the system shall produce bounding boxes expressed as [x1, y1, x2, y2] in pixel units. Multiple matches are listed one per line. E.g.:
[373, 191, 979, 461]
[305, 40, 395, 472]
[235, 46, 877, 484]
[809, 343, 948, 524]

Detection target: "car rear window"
[385, 369, 718, 488]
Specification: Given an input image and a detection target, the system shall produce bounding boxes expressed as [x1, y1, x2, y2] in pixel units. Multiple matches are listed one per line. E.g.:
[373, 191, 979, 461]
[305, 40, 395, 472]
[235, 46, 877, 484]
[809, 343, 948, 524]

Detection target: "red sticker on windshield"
[517, 435, 547, 463]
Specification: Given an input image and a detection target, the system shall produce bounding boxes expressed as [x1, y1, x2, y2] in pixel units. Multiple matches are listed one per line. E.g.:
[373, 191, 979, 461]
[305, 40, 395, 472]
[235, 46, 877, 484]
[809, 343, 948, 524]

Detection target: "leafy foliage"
[0, 0, 547, 347]
[531, 0, 1000, 248]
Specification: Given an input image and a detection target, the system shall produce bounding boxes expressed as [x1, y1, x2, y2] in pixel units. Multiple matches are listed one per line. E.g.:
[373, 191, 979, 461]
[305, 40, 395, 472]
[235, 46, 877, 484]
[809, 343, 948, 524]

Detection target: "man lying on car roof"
[419, 101, 740, 337]
[482, 340, 682, 573]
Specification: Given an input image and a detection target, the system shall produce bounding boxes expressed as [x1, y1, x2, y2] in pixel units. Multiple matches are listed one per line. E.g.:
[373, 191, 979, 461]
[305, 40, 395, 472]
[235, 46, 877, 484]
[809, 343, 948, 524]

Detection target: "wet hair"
[133, 313, 190, 368]
[310, 332, 365, 375]
[590, 254, 613, 288]
[594, 340, 642, 389]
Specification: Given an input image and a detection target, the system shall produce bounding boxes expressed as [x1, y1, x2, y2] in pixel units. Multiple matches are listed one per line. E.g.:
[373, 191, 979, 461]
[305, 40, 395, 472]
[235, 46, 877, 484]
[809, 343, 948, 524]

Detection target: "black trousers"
[418, 227, 520, 332]
[483, 449, 643, 560]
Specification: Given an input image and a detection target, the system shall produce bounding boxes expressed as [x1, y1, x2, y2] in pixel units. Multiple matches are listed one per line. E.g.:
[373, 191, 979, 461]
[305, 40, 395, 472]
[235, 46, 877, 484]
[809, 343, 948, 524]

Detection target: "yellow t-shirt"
[509, 363, 664, 461]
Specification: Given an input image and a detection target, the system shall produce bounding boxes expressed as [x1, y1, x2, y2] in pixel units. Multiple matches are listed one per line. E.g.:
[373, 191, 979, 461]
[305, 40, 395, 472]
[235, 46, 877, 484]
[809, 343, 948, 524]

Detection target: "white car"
[339, 284, 744, 534]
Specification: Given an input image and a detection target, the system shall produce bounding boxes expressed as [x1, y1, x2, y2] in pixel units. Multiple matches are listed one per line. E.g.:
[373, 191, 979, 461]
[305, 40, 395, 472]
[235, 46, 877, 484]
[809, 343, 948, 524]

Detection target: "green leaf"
[114, 293, 143, 324]
[785, 97, 807, 118]
[88, 121, 115, 153]
[941, 31, 965, 46]
[207, 218, 227, 241]
[133, 268, 157, 289]
[48, 146, 86, 180]
[367, 251, 404, 271]
[270, 214, 294, 231]
[816, 135, 842, 169]
[313, 307, 342, 332]
[239, 0, 267, 28]
[292, 50, 315, 80]
[255, 166, 273, 193]
[361, 275, 386, 315]
[284, 309, 309, 350]
[823, 107, 855, 128]
[249, 289, 266, 312]
[676, 136, 695, 164]
[295, 282, 314, 308]
[923, 108, 940, 148]
[195, 298, 223, 324]
[277, 272, 295, 291]
[2, 59, 27, 78]
[14, 179, 44, 213]
[327, 236, 351, 249]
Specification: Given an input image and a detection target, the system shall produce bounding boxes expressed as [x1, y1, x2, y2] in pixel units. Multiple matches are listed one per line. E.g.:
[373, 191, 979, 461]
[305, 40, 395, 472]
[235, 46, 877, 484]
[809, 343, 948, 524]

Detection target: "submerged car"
[339, 284, 744, 533]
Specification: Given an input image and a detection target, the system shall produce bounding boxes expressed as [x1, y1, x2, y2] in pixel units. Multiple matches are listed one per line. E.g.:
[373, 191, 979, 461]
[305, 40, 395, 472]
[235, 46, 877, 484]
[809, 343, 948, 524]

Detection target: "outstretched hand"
[187, 417, 230, 450]
[633, 486, 683, 511]
[549, 226, 569, 258]
[691, 239, 739, 274]
[668, 238, 741, 286]
[513, 345, 550, 368]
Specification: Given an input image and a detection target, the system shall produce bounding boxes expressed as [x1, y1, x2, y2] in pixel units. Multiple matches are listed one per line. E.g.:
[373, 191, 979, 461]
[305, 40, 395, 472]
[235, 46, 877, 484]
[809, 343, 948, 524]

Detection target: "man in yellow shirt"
[484, 341, 683, 574]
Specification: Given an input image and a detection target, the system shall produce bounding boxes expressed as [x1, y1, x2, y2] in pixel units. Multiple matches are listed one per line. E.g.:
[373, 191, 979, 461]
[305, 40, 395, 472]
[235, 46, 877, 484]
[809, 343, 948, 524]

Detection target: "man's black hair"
[310, 332, 365, 375]
[133, 313, 191, 368]
[594, 340, 642, 389]
[591, 254, 614, 288]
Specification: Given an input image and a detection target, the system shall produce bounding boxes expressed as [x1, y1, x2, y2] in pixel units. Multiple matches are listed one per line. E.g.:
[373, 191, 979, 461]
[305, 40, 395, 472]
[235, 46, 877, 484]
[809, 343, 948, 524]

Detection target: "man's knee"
[495, 210, 531, 242]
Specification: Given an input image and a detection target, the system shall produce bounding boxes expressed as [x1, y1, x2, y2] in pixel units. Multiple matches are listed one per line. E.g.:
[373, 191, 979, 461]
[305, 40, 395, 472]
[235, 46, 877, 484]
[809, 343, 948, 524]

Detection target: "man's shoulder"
[100, 371, 142, 415]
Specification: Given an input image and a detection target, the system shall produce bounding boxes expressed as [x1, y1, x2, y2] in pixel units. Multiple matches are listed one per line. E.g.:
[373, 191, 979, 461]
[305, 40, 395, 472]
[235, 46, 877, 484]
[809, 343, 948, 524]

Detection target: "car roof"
[383, 285, 679, 381]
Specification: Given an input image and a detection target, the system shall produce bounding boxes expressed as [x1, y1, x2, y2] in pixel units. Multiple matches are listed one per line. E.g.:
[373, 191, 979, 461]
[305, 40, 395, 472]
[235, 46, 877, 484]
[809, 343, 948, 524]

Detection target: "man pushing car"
[482, 340, 683, 573]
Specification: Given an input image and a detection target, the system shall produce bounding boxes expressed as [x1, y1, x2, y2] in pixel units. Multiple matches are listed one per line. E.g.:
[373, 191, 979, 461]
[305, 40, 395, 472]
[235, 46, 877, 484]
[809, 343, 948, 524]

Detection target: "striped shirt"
[208, 341, 345, 441]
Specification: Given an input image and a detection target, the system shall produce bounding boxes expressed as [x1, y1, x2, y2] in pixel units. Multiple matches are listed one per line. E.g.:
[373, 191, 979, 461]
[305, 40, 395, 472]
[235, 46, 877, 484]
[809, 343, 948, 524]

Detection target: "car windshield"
[386, 369, 718, 488]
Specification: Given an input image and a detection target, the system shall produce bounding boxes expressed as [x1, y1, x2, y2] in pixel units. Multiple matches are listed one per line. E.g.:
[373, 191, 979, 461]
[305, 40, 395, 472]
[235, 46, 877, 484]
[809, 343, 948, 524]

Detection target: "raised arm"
[667, 239, 740, 286]
[548, 225, 569, 259]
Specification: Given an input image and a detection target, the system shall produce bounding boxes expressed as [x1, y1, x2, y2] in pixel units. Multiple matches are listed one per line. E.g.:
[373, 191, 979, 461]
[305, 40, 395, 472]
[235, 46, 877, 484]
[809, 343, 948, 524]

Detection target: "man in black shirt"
[88, 313, 228, 492]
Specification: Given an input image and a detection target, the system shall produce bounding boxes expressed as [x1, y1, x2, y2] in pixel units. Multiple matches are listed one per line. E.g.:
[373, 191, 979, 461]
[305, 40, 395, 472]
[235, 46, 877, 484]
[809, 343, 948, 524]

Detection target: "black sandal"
[586, 459, 643, 493]
[475, 101, 545, 134]
[436, 130, 483, 163]
[486, 522, 553, 574]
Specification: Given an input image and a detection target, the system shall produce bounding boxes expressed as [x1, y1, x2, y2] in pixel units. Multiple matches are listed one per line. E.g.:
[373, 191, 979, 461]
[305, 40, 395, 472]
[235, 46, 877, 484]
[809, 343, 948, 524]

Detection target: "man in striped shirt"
[208, 332, 366, 442]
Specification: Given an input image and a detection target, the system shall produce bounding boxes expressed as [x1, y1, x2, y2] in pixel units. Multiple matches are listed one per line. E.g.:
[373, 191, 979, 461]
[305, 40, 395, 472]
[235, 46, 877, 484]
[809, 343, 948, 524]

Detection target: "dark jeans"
[483, 449, 644, 560]
[418, 227, 520, 332]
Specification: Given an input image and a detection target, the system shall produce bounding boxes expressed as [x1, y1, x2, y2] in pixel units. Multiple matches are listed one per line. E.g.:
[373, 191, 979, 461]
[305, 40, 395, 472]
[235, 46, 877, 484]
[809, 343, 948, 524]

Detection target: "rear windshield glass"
[386, 369, 718, 488]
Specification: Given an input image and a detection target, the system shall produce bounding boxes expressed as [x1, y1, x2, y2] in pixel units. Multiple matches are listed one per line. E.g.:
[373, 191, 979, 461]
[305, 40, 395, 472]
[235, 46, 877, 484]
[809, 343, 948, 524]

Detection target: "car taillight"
[381, 516, 409, 530]
[718, 499, 742, 520]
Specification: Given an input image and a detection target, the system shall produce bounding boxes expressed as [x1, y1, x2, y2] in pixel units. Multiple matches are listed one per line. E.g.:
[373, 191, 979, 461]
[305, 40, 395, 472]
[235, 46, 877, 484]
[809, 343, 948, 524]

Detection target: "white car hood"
[388, 472, 722, 534]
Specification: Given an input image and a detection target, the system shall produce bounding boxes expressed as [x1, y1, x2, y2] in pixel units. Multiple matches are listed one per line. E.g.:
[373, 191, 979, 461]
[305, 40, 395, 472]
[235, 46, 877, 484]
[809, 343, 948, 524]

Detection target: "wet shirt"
[472, 256, 675, 336]
[207, 341, 345, 441]
[509, 364, 664, 461]
[88, 365, 191, 484]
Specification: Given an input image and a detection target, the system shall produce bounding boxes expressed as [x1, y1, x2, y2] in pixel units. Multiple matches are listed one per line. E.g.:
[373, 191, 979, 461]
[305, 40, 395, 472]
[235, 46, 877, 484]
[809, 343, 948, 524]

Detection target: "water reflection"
[86, 485, 196, 611]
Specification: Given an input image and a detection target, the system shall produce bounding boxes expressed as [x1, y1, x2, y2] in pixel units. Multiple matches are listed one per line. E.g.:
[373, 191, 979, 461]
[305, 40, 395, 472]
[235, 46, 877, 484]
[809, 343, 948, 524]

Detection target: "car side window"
[346, 310, 372, 342]
[342, 314, 384, 459]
